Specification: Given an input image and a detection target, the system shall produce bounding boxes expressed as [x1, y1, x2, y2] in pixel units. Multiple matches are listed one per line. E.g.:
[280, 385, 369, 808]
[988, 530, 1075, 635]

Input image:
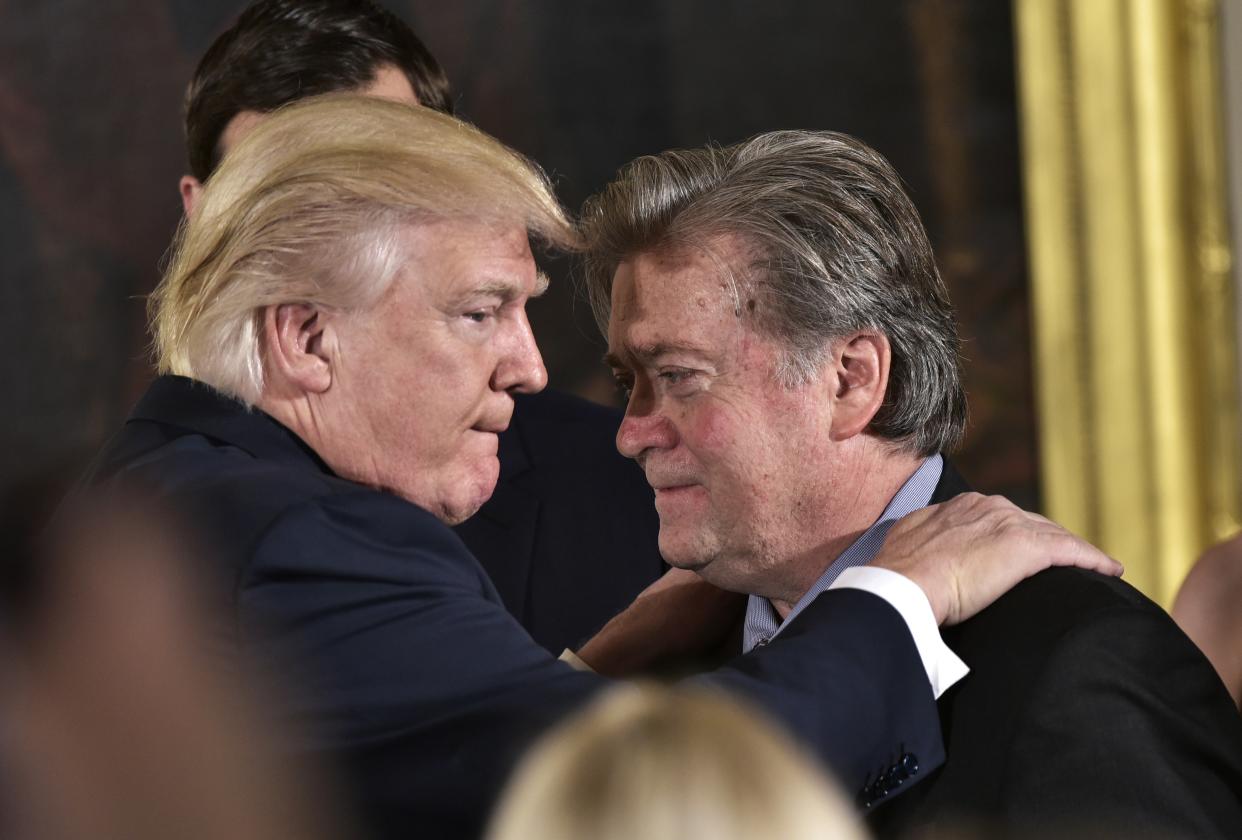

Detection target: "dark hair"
[185, 0, 453, 181]
[581, 130, 967, 456]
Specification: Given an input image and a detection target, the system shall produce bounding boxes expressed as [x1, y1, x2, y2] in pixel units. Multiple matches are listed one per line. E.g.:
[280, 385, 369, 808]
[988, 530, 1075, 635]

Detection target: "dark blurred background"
[0, 0, 1038, 509]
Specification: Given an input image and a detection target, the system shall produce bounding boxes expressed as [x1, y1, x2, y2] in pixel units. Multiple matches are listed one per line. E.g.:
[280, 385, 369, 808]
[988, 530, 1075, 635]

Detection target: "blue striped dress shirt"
[742, 454, 944, 653]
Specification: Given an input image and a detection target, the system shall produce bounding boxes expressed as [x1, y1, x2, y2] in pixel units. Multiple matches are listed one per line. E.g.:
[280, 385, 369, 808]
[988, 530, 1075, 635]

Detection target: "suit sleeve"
[239, 491, 601, 838]
[238, 491, 942, 836]
[1004, 606, 1242, 838]
[703, 587, 945, 799]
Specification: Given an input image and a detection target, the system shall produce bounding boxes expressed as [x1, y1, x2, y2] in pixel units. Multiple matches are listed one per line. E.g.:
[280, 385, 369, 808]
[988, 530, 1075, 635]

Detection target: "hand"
[874, 493, 1122, 626]
[575, 568, 746, 677]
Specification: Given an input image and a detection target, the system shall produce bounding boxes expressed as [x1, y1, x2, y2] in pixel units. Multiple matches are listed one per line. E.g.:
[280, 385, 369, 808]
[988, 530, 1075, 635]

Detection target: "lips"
[471, 422, 509, 434]
[650, 482, 700, 494]
[472, 402, 514, 435]
[646, 470, 700, 492]
[649, 475, 703, 501]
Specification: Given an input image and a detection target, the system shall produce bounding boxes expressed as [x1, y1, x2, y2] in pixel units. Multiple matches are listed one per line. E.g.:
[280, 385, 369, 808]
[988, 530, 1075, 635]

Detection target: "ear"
[829, 331, 891, 441]
[179, 175, 204, 217]
[262, 303, 333, 395]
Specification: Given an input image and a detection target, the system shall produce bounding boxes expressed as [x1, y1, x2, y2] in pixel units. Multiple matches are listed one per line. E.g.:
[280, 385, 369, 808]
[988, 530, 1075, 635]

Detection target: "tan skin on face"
[179, 64, 420, 215]
[259, 220, 548, 525]
[606, 236, 922, 612]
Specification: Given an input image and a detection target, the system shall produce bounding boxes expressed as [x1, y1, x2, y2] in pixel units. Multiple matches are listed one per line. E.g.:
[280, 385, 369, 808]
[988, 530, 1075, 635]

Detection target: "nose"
[616, 402, 678, 461]
[493, 310, 548, 394]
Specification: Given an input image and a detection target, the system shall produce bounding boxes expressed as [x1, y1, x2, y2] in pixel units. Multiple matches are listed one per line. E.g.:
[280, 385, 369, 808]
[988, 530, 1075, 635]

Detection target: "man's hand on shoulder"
[875, 493, 1122, 626]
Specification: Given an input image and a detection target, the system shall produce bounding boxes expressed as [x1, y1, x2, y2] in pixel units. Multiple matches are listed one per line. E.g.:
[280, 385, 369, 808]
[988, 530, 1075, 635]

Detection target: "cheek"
[681, 403, 774, 501]
[681, 403, 735, 459]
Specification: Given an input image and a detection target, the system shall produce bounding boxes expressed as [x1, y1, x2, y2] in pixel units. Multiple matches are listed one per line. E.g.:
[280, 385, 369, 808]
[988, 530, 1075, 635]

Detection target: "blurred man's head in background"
[180, 0, 452, 213]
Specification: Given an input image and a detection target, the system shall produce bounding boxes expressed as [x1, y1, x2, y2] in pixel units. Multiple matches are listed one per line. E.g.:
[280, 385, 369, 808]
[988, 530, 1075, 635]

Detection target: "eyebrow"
[603, 341, 709, 369]
[457, 272, 550, 306]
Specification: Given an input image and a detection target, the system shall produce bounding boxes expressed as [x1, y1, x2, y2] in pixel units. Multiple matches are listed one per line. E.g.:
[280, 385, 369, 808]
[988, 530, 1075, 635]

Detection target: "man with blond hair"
[583, 129, 1242, 837]
[175, 0, 669, 658]
[87, 97, 1117, 836]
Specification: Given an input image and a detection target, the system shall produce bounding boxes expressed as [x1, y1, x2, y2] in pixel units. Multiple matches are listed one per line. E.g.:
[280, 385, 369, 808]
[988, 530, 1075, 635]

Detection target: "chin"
[658, 535, 714, 574]
[442, 462, 501, 525]
[391, 458, 499, 525]
[439, 504, 480, 527]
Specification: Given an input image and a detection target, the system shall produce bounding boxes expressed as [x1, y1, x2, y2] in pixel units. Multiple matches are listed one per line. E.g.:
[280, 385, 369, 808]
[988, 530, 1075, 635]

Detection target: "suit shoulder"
[238, 488, 486, 593]
[960, 567, 1158, 640]
[97, 424, 487, 590]
[107, 426, 342, 521]
[941, 567, 1191, 690]
[253, 485, 483, 585]
[949, 568, 1241, 723]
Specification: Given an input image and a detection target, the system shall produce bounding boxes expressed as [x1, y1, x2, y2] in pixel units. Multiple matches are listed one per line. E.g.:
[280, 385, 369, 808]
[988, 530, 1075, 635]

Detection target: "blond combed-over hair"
[487, 684, 866, 840]
[151, 94, 579, 404]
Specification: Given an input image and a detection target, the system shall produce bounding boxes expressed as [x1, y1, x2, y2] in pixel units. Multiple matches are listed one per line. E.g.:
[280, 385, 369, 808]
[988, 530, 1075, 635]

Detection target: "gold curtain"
[1014, 0, 1239, 607]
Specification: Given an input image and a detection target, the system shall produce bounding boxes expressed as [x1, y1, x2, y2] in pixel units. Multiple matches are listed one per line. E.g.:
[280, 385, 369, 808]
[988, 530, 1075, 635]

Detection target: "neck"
[257, 392, 313, 445]
[768, 444, 927, 620]
[258, 391, 362, 480]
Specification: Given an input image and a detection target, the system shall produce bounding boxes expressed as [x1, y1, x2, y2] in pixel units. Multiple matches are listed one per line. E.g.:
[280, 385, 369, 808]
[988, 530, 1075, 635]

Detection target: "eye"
[657, 368, 694, 385]
[611, 371, 634, 399]
[463, 308, 495, 324]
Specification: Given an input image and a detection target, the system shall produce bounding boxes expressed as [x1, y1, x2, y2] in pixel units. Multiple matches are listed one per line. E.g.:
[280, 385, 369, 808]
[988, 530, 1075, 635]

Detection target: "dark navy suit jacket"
[870, 462, 1242, 839]
[453, 390, 664, 654]
[88, 376, 944, 839]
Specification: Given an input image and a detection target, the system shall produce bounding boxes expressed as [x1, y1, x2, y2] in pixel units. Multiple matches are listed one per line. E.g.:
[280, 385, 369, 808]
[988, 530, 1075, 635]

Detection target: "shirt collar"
[742, 454, 944, 653]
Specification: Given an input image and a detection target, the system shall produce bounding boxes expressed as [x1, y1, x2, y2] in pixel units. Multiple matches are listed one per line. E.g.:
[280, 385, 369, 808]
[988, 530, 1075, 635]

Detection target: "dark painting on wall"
[0, 0, 1038, 510]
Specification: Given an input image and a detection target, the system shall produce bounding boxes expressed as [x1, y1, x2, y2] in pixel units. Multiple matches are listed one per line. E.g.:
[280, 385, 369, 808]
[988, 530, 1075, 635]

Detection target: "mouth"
[652, 483, 702, 498]
[471, 412, 512, 435]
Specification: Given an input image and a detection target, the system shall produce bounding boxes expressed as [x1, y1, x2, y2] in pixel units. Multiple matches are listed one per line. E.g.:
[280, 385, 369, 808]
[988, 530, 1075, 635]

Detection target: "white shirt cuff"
[829, 566, 969, 698]
[559, 648, 594, 672]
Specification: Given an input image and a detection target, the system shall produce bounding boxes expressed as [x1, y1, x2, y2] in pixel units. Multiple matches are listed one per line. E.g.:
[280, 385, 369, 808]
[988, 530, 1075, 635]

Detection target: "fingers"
[1006, 509, 1123, 578]
[884, 492, 1121, 626]
[1042, 532, 1123, 577]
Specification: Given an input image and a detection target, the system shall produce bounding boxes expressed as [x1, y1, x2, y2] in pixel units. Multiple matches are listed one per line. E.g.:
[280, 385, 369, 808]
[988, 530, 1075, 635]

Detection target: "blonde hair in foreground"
[487, 685, 867, 840]
[150, 94, 579, 404]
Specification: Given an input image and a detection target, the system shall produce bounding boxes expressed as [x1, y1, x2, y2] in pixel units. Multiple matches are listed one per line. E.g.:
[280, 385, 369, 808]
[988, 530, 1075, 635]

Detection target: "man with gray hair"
[585, 130, 1242, 836]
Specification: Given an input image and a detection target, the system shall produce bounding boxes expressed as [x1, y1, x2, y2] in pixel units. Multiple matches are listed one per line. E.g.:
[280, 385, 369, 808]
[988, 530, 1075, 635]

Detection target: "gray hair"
[580, 130, 966, 455]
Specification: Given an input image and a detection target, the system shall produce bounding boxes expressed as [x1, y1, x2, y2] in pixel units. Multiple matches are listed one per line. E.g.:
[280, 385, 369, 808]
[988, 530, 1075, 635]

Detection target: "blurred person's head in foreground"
[583, 130, 964, 605]
[180, 0, 452, 213]
[1, 490, 348, 840]
[151, 94, 577, 524]
[487, 684, 866, 840]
